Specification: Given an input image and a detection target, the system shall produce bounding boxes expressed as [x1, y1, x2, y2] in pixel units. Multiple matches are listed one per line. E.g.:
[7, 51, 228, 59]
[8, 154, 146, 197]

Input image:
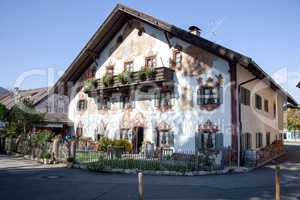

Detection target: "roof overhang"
[52, 4, 298, 106]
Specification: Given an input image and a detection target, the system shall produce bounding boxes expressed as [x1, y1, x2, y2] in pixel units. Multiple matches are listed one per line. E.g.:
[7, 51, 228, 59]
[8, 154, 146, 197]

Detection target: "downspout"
[238, 77, 258, 167]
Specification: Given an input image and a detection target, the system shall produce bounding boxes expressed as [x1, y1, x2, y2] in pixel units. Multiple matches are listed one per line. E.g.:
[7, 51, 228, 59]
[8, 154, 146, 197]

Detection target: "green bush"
[87, 159, 188, 172]
[98, 137, 114, 151]
[32, 130, 54, 146]
[113, 139, 132, 152]
[102, 74, 113, 87]
[98, 138, 132, 152]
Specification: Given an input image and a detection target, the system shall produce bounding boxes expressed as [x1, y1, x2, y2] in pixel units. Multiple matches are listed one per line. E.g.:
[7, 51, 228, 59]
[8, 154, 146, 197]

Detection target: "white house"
[52, 4, 297, 165]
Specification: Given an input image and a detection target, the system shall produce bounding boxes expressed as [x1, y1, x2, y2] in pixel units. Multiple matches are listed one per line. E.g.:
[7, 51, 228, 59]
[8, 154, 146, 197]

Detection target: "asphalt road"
[1, 145, 300, 200]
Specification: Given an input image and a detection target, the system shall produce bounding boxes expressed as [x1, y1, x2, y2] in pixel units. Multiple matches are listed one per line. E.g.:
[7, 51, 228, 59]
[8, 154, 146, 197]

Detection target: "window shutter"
[215, 133, 223, 150]
[131, 95, 135, 108]
[195, 133, 202, 152]
[197, 89, 201, 105]
[218, 86, 223, 104]
[154, 92, 160, 107]
[168, 132, 174, 147]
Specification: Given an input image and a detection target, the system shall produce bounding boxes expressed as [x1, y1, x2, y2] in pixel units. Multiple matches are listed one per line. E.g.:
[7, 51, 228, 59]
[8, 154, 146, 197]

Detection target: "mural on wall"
[157, 121, 171, 131]
[120, 111, 131, 129]
[132, 112, 147, 128]
[199, 120, 219, 133]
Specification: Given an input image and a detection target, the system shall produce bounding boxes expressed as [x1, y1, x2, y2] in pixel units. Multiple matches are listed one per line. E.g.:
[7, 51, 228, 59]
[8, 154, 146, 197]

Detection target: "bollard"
[138, 172, 144, 200]
[275, 165, 280, 200]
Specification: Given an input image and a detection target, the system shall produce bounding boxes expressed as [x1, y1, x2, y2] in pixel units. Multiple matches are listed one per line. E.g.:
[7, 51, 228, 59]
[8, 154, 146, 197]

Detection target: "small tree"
[286, 108, 300, 139]
[0, 103, 8, 121]
[6, 98, 43, 137]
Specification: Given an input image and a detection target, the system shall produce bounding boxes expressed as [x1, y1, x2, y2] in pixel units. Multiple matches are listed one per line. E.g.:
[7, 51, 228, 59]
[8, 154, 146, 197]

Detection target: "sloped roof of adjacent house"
[52, 4, 298, 106]
[297, 82, 300, 88]
[0, 87, 49, 109]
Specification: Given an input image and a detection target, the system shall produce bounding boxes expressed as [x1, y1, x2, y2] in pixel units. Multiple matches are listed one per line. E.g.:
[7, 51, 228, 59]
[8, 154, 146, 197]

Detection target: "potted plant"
[66, 157, 75, 168]
[117, 70, 131, 85]
[95, 78, 102, 88]
[102, 74, 113, 87]
[83, 79, 95, 91]
[138, 67, 154, 81]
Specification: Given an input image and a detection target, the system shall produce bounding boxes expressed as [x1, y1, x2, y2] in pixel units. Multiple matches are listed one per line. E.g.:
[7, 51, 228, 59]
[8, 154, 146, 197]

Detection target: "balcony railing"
[84, 67, 174, 95]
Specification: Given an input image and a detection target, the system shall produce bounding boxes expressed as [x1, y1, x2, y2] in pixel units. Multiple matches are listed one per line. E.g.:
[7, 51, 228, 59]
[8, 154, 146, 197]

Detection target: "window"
[256, 132, 263, 148]
[106, 66, 114, 76]
[145, 56, 156, 68]
[242, 133, 252, 150]
[195, 132, 223, 152]
[241, 87, 251, 106]
[157, 130, 174, 148]
[197, 86, 222, 105]
[77, 100, 87, 111]
[264, 99, 269, 112]
[155, 91, 173, 109]
[266, 132, 270, 146]
[97, 97, 111, 110]
[255, 94, 262, 110]
[121, 95, 134, 109]
[124, 61, 134, 72]
[120, 129, 130, 140]
[174, 51, 182, 66]
[273, 103, 276, 118]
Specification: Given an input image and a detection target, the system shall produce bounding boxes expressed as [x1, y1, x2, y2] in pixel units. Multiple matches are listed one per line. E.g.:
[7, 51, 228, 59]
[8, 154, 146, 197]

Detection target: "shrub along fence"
[76, 147, 227, 172]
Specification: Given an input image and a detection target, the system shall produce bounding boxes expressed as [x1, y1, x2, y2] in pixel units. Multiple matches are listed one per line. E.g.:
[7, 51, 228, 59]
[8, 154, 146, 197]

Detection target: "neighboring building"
[0, 87, 8, 98]
[0, 87, 71, 135]
[52, 4, 297, 164]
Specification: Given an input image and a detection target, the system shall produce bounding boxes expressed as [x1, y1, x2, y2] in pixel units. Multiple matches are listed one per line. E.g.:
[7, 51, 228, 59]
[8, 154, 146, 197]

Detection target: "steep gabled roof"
[53, 4, 297, 105]
[0, 87, 49, 109]
[297, 82, 300, 88]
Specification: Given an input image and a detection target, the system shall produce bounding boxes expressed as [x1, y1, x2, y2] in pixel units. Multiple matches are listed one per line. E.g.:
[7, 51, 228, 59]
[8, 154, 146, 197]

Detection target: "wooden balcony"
[85, 67, 174, 96]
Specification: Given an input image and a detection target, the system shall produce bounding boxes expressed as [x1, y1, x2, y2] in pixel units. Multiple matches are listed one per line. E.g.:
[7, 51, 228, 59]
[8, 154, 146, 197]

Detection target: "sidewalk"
[0, 154, 66, 170]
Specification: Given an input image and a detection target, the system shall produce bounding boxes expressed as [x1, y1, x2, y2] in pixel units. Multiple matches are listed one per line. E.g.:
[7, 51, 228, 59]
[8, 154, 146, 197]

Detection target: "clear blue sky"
[1, 0, 300, 101]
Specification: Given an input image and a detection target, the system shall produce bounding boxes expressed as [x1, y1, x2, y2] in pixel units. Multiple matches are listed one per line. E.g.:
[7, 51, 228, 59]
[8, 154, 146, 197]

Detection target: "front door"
[132, 127, 144, 154]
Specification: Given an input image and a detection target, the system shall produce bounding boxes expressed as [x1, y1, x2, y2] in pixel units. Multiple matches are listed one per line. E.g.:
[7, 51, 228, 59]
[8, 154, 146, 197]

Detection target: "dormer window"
[145, 56, 156, 68]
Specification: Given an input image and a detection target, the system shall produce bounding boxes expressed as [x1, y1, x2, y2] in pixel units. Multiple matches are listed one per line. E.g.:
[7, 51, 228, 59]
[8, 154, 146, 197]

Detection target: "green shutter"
[218, 87, 223, 104]
[195, 133, 202, 152]
[215, 133, 223, 150]
[154, 92, 160, 107]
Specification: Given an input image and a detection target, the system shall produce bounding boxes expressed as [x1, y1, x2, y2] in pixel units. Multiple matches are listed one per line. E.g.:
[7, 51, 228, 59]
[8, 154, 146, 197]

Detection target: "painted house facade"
[53, 4, 297, 164]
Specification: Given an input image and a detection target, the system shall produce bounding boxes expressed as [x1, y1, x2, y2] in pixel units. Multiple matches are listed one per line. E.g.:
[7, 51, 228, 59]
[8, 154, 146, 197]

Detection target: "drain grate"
[43, 175, 63, 179]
